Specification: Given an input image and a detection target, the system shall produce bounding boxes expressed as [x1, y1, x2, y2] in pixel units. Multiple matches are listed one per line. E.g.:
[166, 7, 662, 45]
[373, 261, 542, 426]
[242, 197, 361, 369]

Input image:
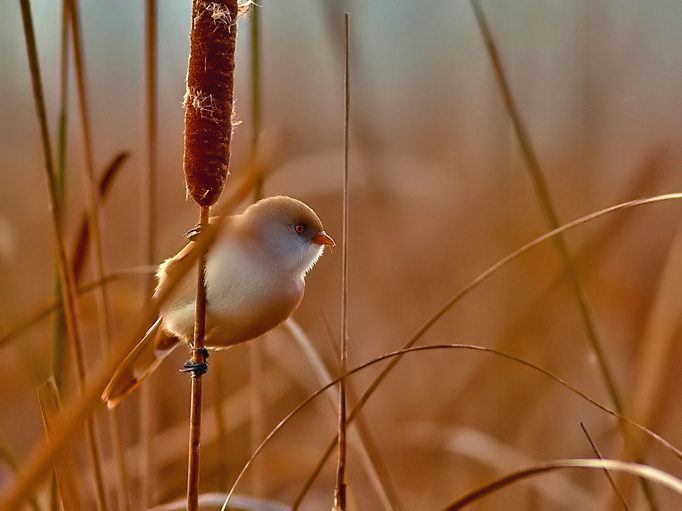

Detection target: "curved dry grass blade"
[290, 342, 682, 508]
[150, 492, 290, 511]
[224, 342, 682, 510]
[467, 9, 664, 507]
[281, 319, 401, 510]
[441, 459, 682, 511]
[222, 194, 682, 509]
[0, 171, 260, 511]
[405, 423, 596, 509]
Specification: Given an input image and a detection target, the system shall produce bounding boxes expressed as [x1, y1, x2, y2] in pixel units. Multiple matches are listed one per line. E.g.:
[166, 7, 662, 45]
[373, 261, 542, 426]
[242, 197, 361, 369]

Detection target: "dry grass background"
[3, 0, 682, 510]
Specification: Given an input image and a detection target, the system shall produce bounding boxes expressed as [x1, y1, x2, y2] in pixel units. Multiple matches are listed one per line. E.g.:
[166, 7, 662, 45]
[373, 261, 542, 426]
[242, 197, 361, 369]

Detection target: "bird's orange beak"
[312, 231, 335, 247]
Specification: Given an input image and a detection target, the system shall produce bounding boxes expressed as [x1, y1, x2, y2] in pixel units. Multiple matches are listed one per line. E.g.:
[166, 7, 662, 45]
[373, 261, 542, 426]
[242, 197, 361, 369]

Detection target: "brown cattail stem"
[186, 205, 210, 511]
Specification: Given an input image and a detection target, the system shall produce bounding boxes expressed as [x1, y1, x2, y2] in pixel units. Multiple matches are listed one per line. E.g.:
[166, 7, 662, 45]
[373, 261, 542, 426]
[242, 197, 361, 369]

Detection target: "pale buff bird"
[103, 196, 334, 407]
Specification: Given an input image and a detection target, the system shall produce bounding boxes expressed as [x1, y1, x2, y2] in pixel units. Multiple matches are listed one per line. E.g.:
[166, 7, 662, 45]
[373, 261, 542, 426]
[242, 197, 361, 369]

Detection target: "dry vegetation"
[2, 1, 682, 510]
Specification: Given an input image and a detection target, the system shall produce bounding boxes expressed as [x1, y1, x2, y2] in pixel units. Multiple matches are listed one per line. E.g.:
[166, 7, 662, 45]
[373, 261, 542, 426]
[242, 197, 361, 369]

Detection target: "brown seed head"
[183, 0, 240, 207]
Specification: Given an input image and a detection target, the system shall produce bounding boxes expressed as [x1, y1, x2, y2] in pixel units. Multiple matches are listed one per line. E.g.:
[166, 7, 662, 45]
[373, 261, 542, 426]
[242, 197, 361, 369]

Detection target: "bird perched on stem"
[103, 196, 334, 407]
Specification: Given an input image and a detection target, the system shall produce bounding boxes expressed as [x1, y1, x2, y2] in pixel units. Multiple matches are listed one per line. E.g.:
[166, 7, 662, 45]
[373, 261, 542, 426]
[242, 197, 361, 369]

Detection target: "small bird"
[103, 196, 334, 407]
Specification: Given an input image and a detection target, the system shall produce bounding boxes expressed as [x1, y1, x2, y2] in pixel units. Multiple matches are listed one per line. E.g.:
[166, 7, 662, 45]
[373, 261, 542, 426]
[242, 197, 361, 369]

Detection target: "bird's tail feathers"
[102, 318, 179, 408]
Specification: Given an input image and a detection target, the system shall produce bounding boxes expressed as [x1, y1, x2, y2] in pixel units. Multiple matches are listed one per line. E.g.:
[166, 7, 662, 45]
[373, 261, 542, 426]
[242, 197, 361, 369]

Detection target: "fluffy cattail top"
[183, 0, 239, 207]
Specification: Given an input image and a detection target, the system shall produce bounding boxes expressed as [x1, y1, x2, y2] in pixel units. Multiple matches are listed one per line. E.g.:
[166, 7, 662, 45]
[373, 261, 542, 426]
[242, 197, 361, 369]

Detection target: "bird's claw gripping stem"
[186, 224, 203, 242]
[181, 347, 210, 377]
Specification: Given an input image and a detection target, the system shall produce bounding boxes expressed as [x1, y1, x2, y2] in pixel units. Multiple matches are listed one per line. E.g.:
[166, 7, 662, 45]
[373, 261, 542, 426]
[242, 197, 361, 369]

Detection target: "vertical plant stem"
[248, 0, 265, 496]
[469, 0, 622, 413]
[186, 206, 211, 511]
[52, 3, 71, 504]
[67, 1, 134, 509]
[468, 2, 657, 508]
[141, 0, 158, 507]
[53, 0, 71, 395]
[580, 422, 630, 511]
[18, 2, 108, 510]
[334, 13, 350, 511]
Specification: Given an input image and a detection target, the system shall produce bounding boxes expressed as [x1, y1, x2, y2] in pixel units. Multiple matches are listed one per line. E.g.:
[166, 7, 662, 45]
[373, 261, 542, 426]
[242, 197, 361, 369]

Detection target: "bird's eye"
[294, 224, 306, 234]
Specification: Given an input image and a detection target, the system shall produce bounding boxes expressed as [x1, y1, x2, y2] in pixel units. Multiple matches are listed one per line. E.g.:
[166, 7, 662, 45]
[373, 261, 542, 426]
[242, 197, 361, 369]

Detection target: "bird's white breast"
[204, 238, 274, 315]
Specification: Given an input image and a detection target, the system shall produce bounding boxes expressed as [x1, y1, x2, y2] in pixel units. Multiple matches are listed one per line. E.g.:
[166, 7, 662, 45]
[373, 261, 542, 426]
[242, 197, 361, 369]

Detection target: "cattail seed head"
[183, 0, 239, 207]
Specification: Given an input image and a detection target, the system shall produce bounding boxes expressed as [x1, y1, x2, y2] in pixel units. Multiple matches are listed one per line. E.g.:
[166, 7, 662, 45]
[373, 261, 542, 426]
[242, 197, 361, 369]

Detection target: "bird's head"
[241, 196, 334, 276]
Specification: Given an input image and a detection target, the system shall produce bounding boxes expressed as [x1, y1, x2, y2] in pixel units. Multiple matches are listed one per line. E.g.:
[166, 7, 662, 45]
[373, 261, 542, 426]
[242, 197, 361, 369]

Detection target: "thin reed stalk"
[53, 0, 70, 394]
[248, 0, 266, 495]
[67, 0, 134, 508]
[580, 422, 630, 511]
[468, 2, 657, 508]
[283, 318, 402, 510]
[469, 0, 622, 413]
[51, 3, 71, 503]
[140, 0, 159, 507]
[250, 0, 263, 200]
[18, 2, 108, 509]
[334, 12, 350, 511]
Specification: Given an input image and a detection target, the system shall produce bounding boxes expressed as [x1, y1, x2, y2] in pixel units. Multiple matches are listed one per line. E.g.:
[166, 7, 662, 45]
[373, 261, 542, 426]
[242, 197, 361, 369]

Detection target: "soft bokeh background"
[3, 1, 682, 509]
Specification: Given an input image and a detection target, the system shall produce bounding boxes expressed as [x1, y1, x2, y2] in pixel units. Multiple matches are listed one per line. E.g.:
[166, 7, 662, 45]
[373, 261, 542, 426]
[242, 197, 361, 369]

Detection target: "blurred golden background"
[2, 1, 682, 510]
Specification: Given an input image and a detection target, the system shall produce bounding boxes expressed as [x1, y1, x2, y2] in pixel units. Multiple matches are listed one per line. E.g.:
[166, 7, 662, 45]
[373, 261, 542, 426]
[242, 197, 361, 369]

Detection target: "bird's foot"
[181, 347, 210, 377]
[186, 224, 203, 242]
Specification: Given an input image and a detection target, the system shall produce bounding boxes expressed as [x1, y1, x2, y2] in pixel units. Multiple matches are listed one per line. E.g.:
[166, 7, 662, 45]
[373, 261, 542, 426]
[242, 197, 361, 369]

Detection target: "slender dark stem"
[53, 0, 70, 395]
[186, 206, 211, 511]
[334, 12, 350, 511]
[580, 422, 631, 511]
